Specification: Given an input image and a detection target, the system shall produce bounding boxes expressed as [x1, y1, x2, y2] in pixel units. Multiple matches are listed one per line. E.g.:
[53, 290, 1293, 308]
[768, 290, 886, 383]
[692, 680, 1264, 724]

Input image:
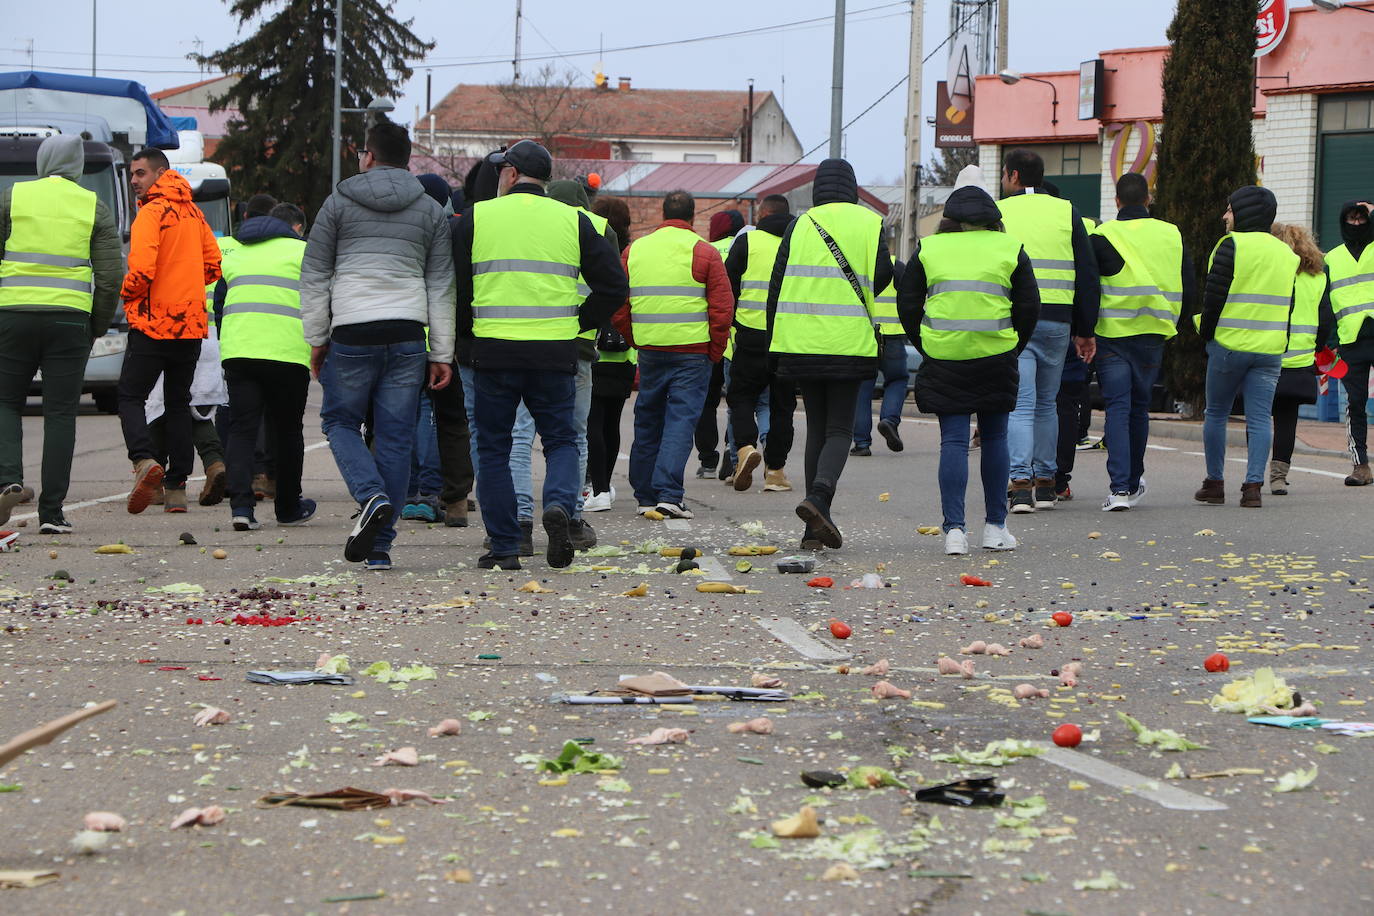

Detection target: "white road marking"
[756, 615, 850, 661]
[1146, 444, 1178, 451]
[696, 555, 732, 582]
[664, 518, 692, 530]
[1033, 744, 1228, 811]
[12, 440, 332, 523]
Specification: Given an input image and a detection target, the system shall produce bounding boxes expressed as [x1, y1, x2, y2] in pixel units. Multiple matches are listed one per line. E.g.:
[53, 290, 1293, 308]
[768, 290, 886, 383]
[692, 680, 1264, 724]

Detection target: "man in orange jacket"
[117, 148, 221, 514]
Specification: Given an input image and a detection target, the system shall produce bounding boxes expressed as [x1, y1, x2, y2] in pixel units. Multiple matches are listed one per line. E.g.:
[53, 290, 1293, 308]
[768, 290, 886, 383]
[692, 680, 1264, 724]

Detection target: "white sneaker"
[637, 505, 658, 517]
[982, 523, 1018, 551]
[584, 490, 613, 512]
[580, 483, 593, 503]
[1102, 491, 1131, 512]
[656, 501, 694, 519]
[944, 528, 969, 555]
[1126, 477, 1148, 508]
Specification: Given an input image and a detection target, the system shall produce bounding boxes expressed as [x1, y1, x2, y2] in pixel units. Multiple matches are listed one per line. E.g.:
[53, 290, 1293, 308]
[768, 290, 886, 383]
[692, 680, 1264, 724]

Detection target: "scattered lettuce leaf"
[1209, 666, 1297, 715]
[1272, 764, 1318, 793]
[1074, 869, 1132, 891]
[537, 740, 623, 774]
[930, 739, 1045, 767]
[1117, 712, 1204, 751]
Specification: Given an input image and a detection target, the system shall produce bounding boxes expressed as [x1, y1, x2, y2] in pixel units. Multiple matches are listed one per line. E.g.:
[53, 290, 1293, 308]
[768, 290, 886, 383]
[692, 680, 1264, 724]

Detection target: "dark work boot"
[1193, 478, 1225, 505]
[1239, 481, 1262, 508]
[518, 519, 535, 557]
[569, 518, 596, 550]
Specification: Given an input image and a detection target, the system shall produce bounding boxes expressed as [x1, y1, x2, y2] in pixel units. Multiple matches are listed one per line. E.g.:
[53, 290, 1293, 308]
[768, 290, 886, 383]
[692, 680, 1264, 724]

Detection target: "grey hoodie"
[300, 166, 455, 363]
[0, 134, 122, 336]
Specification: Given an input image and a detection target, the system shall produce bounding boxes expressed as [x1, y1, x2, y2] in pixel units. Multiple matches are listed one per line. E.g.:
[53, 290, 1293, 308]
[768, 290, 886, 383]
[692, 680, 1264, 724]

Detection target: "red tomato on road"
[828, 619, 852, 639]
[1052, 611, 1074, 627]
[1052, 723, 1083, 748]
[1204, 652, 1230, 673]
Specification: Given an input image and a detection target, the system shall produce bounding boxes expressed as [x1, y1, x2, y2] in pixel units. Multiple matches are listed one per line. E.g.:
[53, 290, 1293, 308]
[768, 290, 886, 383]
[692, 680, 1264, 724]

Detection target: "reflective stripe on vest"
[471, 193, 582, 342]
[872, 255, 901, 335]
[915, 230, 1022, 360]
[997, 191, 1075, 305]
[0, 176, 97, 313]
[735, 230, 779, 332]
[219, 236, 309, 367]
[1092, 217, 1184, 339]
[627, 225, 709, 346]
[1327, 241, 1374, 345]
[1209, 231, 1299, 355]
[770, 202, 882, 358]
[1283, 270, 1328, 369]
[575, 207, 610, 340]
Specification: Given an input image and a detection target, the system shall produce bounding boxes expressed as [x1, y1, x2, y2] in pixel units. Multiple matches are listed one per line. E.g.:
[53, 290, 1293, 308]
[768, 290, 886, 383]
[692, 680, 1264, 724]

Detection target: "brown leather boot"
[1345, 463, 1373, 487]
[1193, 478, 1224, 504]
[127, 459, 164, 514]
[1239, 481, 1262, 508]
[199, 461, 227, 506]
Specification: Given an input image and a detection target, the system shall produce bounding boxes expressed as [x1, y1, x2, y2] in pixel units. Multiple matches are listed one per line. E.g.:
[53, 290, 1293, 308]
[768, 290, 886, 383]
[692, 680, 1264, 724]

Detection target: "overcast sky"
[5, 0, 1195, 183]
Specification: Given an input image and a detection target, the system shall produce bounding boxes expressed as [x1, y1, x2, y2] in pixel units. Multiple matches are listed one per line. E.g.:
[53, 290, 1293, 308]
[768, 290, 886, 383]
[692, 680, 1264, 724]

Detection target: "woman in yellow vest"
[1267, 223, 1332, 496]
[766, 158, 893, 549]
[1194, 186, 1299, 508]
[898, 185, 1040, 555]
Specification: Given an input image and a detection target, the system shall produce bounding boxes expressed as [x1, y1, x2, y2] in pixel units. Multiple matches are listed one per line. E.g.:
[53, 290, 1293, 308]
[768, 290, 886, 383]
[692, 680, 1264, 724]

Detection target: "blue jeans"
[474, 368, 579, 555]
[853, 334, 909, 447]
[938, 411, 1009, 532]
[320, 339, 427, 553]
[1203, 340, 1281, 484]
[629, 349, 713, 506]
[1009, 320, 1071, 480]
[407, 393, 443, 499]
[511, 403, 535, 521]
[574, 357, 592, 515]
[1095, 335, 1163, 494]
[459, 363, 478, 477]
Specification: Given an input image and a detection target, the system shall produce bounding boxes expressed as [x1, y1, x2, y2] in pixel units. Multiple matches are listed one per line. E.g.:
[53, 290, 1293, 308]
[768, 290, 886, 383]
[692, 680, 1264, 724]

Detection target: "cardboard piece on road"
[0, 699, 117, 769]
[255, 787, 394, 811]
[0, 870, 60, 889]
[611, 672, 692, 697]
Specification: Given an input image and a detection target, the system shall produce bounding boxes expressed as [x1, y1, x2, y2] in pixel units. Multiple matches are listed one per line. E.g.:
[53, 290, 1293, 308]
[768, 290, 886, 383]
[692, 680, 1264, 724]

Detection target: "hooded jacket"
[1335, 200, 1374, 348]
[1198, 185, 1289, 343]
[210, 215, 302, 326]
[300, 165, 456, 364]
[764, 158, 894, 379]
[0, 134, 122, 337]
[898, 185, 1040, 414]
[121, 168, 221, 340]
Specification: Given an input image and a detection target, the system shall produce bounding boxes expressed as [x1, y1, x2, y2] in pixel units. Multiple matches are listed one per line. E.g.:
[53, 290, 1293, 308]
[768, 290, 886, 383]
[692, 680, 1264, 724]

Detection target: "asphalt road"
[1, 388, 1372, 916]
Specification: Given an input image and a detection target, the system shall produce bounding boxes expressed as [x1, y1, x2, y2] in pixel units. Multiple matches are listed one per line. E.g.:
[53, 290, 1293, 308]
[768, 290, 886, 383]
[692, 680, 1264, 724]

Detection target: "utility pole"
[899, 0, 924, 259]
[513, 0, 523, 84]
[91, 1, 97, 76]
[331, 0, 342, 191]
[829, 0, 845, 159]
[996, 0, 1009, 72]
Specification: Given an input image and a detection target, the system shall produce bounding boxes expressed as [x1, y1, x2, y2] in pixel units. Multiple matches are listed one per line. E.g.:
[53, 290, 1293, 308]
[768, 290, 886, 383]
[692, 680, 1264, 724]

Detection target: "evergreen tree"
[1154, 0, 1258, 411]
[196, 0, 433, 216]
[923, 147, 978, 187]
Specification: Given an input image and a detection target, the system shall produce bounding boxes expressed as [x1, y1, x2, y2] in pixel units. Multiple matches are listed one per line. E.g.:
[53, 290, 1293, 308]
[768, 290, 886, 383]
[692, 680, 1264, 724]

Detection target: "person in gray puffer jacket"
[301, 118, 455, 570]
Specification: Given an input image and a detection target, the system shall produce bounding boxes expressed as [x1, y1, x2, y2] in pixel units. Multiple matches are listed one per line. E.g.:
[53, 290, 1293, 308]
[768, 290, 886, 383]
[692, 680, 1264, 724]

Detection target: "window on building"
[683, 153, 718, 163]
[1317, 93, 1374, 249]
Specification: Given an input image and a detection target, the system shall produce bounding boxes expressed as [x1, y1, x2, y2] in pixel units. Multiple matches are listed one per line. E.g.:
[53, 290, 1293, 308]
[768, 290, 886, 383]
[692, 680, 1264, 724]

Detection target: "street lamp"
[1313, 0, 1374, 12]
[331, 94, 396, 189]
[998, 69, 1059, 126]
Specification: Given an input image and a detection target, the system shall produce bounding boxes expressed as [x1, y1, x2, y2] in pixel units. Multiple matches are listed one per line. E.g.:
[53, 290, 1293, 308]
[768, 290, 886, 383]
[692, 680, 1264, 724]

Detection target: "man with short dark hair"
[998, 147, 1100, 514]
[0, 134, 122, 532]
[613, 190, 732, 518]
[1090, 172, 1192, 511]
[301, 118, 455, 571]
[453, 140, 628, 569]
[724, 193, 797, 492]
[118, 146, 223, 514]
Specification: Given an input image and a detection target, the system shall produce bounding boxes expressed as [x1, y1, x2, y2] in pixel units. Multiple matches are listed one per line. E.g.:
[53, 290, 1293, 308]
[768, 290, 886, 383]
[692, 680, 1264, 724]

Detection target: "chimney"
[618, 76, 631, 92]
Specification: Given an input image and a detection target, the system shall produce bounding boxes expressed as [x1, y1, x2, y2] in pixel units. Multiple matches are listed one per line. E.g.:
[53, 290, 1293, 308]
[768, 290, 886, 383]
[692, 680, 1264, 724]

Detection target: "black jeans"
[1055, 376, 1089, 490]
[694, 359, 726, 467]
[727, 347, 796, 469]
[118, 330, 201, 488]
[587, 392, 629, 493]
[222, 358, 309, 519]
[427, 365, 474, 507]
[797, 378, 861, 505]
[1271, 396, 1301, 465]
[1342, 357, 1372, 465]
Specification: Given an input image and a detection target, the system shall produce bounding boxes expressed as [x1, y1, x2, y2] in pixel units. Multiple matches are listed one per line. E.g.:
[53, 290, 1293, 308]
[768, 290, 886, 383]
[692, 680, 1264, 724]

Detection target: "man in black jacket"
[723, 194, 796, 492]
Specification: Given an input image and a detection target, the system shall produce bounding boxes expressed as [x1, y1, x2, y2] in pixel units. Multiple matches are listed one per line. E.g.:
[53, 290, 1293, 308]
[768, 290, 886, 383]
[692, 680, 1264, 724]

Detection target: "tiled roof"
[427, 83, 771, 141]
[151, 75, 236, 100]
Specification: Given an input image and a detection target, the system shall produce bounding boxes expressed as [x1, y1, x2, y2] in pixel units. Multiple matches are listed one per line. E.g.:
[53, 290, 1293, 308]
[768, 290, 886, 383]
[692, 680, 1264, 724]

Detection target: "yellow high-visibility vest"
[1327, 241, 1374, 345]
[471, 193, 583, 342]
[1093, 217, 1184, 339]
[219, 237, 309, 367]
[0, 176, 96, 313]
[916, 231, 1022, 360]
[1209, 231, 1299, 355]
[998, 191, 1076, 307]
[1282, 270, 1327, 369]
[627, 225, 710, 347]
